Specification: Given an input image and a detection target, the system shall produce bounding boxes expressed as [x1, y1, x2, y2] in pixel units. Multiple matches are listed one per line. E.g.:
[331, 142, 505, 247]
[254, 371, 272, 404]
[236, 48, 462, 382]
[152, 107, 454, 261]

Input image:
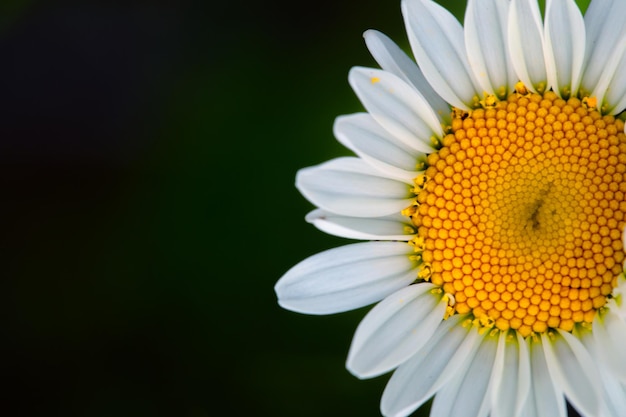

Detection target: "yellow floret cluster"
[409, 91, 626, 337]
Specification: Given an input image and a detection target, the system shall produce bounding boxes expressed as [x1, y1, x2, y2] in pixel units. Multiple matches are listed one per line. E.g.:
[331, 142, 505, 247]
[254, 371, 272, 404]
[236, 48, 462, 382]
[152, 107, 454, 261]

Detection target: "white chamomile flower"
[275, 0, 626, 416]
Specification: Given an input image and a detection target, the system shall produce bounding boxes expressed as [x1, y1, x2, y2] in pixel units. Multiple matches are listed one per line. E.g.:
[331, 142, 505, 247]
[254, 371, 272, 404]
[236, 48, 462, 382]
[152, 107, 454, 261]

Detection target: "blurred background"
[1, 0, 587, 416]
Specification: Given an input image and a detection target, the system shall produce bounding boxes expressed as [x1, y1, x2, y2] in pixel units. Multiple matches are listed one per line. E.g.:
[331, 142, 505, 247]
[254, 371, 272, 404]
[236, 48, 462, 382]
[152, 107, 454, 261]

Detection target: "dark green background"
[2, 0, 588, 416]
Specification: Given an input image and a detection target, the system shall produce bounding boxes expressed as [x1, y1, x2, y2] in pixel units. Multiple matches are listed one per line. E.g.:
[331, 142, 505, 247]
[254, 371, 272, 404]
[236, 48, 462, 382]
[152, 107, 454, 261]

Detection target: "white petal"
[348, 67, 442, 154]
[334, 113, 423, 182]
[580, 0, 626, 100]
[305, 209, 415, 241]
[296, 157, 414, 218]
[588, 37, 626, 114]
[578, 328, 626, 417]
[603, 50, 626, 115]
[275, 241, 416, 314]
[519, 382, 537, 417]
[402, 0, 481, 110]
[508, 0, 548, 93]
[492, 332, 530, 417]
[543, 0, 586, 97]
[430, 330, 499, 417]
[381, 315, 480, 417]
[592, 303, 626, 383]
[465, 0, 515, 99]
[582, 0, 624, 61]
[363, 30, 451, 124]
[541, 330, 601, 417]
[522, 337, 566, 417]
[597, 372, 626, 417]
[347, 283, 446, 378]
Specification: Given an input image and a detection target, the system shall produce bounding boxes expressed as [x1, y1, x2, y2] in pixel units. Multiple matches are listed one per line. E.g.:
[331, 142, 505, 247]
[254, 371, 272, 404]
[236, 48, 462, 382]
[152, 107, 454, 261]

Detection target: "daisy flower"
[275, 0, 626, 416]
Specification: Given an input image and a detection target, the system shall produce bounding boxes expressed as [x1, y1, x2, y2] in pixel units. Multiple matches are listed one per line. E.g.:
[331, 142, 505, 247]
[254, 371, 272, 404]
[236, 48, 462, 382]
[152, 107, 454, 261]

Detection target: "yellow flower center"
[408, 91, 626, 337]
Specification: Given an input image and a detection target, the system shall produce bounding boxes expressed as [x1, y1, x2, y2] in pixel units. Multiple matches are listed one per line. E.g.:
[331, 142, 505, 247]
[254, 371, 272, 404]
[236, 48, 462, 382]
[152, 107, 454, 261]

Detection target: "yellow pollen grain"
[408, 91, 626, 337]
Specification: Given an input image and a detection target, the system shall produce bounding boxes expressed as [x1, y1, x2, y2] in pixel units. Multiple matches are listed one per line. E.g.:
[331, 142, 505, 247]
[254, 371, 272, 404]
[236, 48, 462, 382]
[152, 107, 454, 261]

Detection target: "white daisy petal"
[523, 338, 567, 417]
[592, 302, 626, 383]
[603, 50, 626, 115]
[519, 382, 537, 417]
[275, 242, 416, 315]
[430, 330, 499, 417]
[578, 329, 626, 417]
[334, 113, 424, 182]
[296, 157, 414, 218]
[381, 315, 480, 417]
[363, 30, 451, 124]
[305, 209, 415, 241]
[543, 0, 586, 98]
[591, 37, 626, 114]
[401, 0, 481, 110]
[598, 372, 626, 417]
[465, 0, 515, 99]
[541, 330, 601, 417]
[508, 0, 548, 93]
[580, 0, 626, 99]
[346, 283, 446, 379]
[492, 332, 530, 417]
[348, 67, 442, 154]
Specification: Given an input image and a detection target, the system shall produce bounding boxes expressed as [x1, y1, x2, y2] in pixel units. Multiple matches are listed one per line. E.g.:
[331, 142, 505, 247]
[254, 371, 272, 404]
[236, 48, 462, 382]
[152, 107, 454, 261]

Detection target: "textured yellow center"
[409, 91, 626, 337]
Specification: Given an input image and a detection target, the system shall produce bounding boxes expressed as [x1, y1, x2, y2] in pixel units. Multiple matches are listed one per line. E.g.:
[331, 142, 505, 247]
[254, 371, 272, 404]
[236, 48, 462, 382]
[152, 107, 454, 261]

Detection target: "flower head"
[275, 1, 626, 416]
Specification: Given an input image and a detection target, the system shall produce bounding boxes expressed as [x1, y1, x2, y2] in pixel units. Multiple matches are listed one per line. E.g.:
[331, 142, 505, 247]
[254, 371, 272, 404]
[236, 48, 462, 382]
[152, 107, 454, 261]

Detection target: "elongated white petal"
[402, 0, 481, 110]
[543, 0, 586, 97]
[349, 67, 442, 154]
[589, 35, 626, 113]
[430, 330, 499, 417]
[597, 371, 626, 417]
[381, 315, 481, 417]
[296, 157, 413, 218]
[492, 332, 530, 417]
[334, 113, 423, 182]
[519, 380, 537, 417]
[363, 30, 451, 124]
[508, 0, 547, 93]
[347, 283, 446, 378]
[275, 242, 416, 314]
[578, 328, 626, 417]
[305, 209, 415, 241]
[603, 50, 626, 115]
[580, 0, 626, 99]
[541, 330, 601, 417]
[522, 338, 566, 417]
[465, 0, 515, 99]
[592, 302, 626, 383]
